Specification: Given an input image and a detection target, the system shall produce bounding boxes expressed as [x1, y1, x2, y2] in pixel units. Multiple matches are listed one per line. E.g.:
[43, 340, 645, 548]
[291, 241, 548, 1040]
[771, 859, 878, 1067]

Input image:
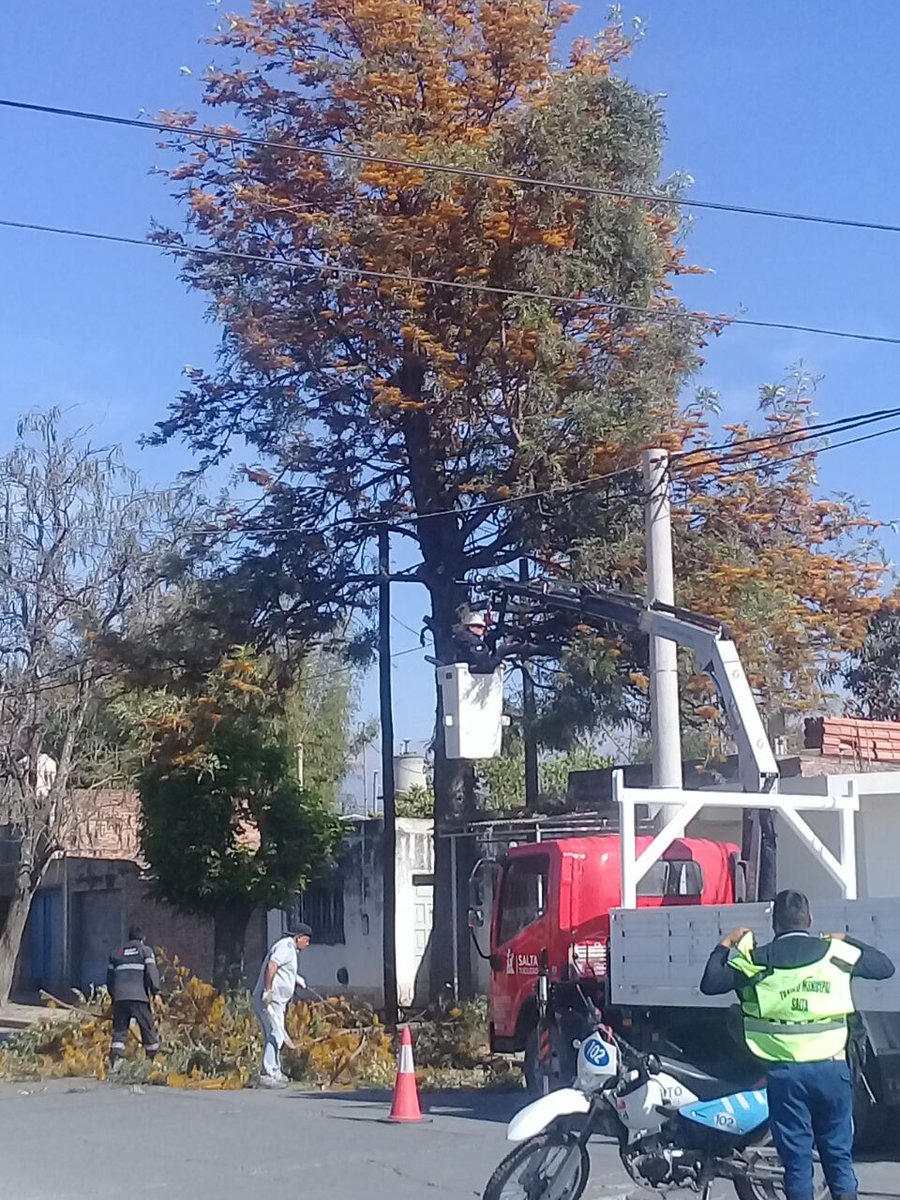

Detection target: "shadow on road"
[289, 1086, 525, 1124]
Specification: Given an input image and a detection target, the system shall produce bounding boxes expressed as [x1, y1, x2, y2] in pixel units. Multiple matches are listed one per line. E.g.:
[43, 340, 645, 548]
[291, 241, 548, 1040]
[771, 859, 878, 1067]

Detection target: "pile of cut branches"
[0, 963, 517, 1090]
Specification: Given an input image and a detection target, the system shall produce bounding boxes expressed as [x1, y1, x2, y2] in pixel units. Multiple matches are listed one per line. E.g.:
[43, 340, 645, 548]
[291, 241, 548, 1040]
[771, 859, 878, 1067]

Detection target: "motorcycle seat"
[657, 1056, 764, 1101]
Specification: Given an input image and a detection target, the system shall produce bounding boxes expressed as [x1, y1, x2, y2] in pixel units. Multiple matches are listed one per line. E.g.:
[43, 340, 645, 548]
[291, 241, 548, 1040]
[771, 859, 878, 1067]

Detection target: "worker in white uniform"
[252, 922, 312, 1088]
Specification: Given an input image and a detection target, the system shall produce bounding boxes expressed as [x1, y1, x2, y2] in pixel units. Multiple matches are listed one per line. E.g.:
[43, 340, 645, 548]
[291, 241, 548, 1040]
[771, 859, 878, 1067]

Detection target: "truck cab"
[483, 834, 740, 1072]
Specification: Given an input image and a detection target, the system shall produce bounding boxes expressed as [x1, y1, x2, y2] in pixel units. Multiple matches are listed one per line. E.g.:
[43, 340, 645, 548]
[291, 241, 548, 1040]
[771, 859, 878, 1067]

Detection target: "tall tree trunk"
[397, 361, 477, 1001]
[212, 899, 253, 993]
[0, 876, 38, 1006]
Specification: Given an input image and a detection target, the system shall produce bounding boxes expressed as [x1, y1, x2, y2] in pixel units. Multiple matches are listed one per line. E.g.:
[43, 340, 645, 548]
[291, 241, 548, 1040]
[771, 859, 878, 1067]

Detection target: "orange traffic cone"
[388, 1024, 423, 1122]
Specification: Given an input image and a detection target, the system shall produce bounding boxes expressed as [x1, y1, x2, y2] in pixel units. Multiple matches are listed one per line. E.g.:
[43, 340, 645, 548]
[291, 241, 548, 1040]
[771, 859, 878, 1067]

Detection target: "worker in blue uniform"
[700, 890, 894, 1200]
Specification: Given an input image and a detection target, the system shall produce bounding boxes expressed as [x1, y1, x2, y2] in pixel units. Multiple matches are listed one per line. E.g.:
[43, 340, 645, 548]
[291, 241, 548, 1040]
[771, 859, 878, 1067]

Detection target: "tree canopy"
[0, 410, 196, 1003]
[153, 1, 702, 996]
[845, 604, 900, 722]
[131, 648, 343, 988]
[151, 2, 885, 995]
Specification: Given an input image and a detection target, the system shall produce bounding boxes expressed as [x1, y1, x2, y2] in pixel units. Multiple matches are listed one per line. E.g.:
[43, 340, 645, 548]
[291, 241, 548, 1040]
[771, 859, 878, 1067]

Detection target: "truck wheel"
[524, 1026, 574, 1096]
[482, 1130, 589, 1200]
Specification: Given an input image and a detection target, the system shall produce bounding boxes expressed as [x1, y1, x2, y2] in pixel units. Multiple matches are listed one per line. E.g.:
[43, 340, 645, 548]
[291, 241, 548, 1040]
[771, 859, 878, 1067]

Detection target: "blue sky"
[2, 2, 899, 755]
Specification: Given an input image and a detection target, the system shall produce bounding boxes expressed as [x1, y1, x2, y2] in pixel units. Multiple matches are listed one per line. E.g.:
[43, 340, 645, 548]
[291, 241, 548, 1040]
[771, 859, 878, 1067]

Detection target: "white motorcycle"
[483, 1021, 826, 1200]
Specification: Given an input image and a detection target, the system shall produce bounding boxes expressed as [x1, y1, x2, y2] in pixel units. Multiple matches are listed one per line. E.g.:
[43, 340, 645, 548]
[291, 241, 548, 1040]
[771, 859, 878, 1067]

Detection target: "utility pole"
[642, 450, 683, 811]
[519, 558, 540, 810]
[378, 526, 399, 1025]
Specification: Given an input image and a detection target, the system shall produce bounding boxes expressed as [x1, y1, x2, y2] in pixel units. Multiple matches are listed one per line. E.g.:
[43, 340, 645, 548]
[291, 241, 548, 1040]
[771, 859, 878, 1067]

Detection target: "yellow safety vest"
[728, 931, 861, 1063]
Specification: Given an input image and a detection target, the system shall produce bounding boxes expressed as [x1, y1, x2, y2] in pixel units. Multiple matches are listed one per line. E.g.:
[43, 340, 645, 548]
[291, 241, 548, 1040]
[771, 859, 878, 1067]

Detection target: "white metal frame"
[614, 769, 860, 908]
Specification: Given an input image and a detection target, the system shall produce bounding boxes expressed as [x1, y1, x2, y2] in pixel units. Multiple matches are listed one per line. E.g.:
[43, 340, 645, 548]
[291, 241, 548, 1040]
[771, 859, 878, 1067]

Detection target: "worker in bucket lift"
[700, 889, 894, 1200]
[252, 923, 313, 1088]
[451, 609, 500, 674]
[107, 925, 161, 1067]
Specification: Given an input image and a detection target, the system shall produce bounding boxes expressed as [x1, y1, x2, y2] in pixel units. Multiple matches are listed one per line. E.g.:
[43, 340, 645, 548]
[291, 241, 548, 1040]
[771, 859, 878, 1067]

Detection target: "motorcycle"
[483, 1016, 826, 1200]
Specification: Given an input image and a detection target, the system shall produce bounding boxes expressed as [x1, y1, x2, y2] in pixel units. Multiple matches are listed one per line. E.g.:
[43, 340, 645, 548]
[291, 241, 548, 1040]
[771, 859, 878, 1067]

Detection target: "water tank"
[393, 752, 427, 795]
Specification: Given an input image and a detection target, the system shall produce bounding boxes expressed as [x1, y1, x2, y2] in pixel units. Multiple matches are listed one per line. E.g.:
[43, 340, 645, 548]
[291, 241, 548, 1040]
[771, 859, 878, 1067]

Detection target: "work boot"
[258, 1074, 288, 1090]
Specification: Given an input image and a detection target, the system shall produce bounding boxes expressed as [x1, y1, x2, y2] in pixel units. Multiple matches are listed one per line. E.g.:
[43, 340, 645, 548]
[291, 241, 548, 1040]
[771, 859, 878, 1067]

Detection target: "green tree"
[395, 784, 436, 819]
[845, 606, 900, 721]
[132, 649, 342, 989]
[153, 7, 883, 999]
[281, 652, 368, 807]
[478, 742, 612, 811]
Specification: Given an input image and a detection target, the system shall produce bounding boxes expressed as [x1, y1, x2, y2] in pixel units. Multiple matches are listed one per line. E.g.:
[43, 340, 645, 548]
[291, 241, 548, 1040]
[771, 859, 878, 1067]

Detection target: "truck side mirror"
[468, 907, 484, 929]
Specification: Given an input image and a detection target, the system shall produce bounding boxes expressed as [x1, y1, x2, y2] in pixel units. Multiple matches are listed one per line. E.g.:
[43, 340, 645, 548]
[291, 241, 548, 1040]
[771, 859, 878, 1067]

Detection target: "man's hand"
[262, 989, 274, 1007]
[826, 932, 847, 941]
[720, 927, 751, 949]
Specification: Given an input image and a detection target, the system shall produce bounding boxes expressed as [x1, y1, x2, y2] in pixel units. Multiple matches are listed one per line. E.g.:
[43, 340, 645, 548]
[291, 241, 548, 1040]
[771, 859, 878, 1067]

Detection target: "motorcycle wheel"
[482, 1131, 590, 1200]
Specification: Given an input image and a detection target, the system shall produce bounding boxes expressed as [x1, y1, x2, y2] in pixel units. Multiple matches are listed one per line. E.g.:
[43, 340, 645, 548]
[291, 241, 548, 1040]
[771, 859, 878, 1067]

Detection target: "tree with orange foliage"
[672, 372, 884, 729]
[153, 1, 701, 997]
[560, 371, 885, 752]
[152, 4, 882, 997]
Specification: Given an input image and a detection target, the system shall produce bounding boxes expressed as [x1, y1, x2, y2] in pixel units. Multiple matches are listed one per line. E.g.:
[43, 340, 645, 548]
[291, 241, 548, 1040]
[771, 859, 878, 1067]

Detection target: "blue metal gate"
[28, 889, 63, 992]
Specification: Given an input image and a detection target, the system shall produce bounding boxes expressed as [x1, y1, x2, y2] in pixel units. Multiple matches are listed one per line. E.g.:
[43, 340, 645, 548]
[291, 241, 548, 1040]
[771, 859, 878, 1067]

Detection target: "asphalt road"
[2, 1081, 899, 1200]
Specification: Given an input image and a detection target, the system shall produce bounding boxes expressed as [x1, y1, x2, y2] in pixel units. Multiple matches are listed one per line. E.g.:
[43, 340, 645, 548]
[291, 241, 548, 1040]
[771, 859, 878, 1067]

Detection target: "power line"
[701, 421, 900, 481]
[3, 97, 900, 238]
[208, 467, 637, 537]
[391, 613, 425, 641]
[672, 404, 900, 466]
[214, 417, 900, 541]
[3, 215, 900, 348]
[229, 405, 900, 532]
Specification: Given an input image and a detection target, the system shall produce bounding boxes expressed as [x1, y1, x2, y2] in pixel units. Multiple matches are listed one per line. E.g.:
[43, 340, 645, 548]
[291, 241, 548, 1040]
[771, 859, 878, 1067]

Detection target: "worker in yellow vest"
[700, 889, 894, 1200]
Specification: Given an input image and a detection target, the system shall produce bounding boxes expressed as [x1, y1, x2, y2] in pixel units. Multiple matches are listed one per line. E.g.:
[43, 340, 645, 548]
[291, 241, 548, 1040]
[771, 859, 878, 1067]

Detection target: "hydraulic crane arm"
[474, 577, 779, 795]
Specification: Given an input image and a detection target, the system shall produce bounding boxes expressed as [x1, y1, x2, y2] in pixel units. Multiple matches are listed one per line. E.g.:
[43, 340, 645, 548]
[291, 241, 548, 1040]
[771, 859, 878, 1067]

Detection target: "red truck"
[473, 832, 741, 1089]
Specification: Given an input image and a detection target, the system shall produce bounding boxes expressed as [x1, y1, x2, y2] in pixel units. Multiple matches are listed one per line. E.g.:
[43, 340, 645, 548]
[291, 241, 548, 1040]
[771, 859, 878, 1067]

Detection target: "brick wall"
[121, 872, 268, 986]
[56, 791, 270, 987]
[121, 870, 215, 982]
[66, 791, 141, 861]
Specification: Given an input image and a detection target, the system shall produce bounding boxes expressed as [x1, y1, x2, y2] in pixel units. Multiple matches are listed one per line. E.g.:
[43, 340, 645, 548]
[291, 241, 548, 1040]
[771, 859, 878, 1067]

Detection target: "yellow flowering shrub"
[0, 963, 511, 1091]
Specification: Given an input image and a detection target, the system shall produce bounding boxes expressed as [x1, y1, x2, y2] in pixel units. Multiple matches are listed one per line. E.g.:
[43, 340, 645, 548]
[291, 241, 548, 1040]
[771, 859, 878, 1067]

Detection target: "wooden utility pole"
[378, 526, 399, 1024]
[520, 558, 540, 810]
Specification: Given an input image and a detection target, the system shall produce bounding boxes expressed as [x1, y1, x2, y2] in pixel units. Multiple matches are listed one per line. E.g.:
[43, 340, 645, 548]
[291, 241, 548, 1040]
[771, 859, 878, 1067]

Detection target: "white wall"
[395, 819, 434, 1005]
[268, 818, 436, 1007]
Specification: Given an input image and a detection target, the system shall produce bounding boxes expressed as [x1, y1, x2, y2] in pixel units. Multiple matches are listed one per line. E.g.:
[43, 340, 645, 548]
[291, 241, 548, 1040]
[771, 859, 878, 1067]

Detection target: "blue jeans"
[253, 995, 286, 1079]
[767, 1060, 857, 1200]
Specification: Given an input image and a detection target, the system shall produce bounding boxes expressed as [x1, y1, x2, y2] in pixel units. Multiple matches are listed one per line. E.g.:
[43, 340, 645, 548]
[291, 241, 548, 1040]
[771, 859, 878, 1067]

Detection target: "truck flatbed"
[610, 899, 900, 1012]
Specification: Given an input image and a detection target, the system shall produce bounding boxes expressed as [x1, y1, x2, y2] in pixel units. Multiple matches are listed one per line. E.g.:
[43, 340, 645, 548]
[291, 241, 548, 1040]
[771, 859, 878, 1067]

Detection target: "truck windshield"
[636, 859, 703, 898]
[497, 857, 548, 944]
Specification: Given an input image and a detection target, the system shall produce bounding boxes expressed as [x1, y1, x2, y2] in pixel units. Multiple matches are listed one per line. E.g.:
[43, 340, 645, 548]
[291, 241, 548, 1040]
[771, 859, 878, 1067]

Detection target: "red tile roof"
[805, 717, 900, 765]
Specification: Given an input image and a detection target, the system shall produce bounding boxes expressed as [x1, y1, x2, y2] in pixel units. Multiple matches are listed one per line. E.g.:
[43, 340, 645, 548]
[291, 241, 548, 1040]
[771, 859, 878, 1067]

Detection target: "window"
[288, 876, 345, 945]
[497, 857, 548, 945]
[636, 859, 703, 898]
